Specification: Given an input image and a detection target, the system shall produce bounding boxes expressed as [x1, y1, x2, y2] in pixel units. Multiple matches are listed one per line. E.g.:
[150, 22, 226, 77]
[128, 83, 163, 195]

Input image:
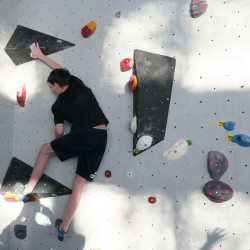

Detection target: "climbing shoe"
[22, 193, 40, 203]
[55, 218, 66, 241]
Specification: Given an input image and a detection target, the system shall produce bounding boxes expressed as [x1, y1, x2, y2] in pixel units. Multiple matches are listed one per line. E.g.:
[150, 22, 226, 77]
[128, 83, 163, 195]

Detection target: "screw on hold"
[104, 170, 112, 178]
[148, 196, 157, 204]
[115, 11, 121, 18]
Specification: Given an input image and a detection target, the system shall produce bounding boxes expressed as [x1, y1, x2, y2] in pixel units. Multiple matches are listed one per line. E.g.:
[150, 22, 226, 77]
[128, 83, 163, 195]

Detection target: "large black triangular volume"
[4, 25, 75, 65]
[133, 50, 176, 156]
[0, 157, 72, 198]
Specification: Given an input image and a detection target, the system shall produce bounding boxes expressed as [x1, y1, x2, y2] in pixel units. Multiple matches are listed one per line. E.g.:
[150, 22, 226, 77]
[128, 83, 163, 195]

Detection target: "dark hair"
[47, 68, 71, 86]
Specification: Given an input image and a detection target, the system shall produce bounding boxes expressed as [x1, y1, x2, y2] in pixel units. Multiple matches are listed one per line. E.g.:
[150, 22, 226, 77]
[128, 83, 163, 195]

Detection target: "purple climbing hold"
[207, 151, 228, 180]
[190, 0, 208, 18]
[203, 180, 233, 203]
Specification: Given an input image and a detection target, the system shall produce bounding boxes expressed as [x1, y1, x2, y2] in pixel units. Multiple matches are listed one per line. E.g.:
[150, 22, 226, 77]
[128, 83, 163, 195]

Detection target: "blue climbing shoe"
[55, 218, 66, 241]
[22, 193, 39, 203]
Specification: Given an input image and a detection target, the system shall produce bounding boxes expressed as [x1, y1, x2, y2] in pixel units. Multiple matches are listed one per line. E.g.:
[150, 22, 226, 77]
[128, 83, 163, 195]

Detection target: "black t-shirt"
[51, 75, 109, 130]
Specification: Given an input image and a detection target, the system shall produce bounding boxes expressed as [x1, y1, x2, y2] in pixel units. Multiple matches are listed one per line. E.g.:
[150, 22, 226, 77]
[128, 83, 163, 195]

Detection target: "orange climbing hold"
[16, 84, 26, 107]
[4, 192, 21, 202]
[129, 75, 138, 91]
[120, 58, 134, 72]
[81, 21, 97, 38]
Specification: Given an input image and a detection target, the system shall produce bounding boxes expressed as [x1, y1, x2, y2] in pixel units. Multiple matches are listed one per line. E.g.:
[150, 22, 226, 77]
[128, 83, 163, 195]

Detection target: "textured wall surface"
[0, 0, 250, 250]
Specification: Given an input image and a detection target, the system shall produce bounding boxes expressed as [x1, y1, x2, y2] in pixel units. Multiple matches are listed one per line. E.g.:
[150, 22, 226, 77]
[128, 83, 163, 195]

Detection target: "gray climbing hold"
[14, 224, 27, 239]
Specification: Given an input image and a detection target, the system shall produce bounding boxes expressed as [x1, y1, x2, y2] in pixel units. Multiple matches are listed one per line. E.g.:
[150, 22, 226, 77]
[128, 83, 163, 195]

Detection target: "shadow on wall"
[0, 200, 85, 250]
[200, 228, 226, 250]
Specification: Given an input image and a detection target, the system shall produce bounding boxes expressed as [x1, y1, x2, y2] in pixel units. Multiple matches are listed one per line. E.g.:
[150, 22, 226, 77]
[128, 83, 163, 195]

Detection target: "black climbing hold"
[203, 180, 233, 203]
[207, 151, 228, 180]
[0, 158, 72, 198]
[132, 50, 176, 155]
[5, 25, 75, 65]
[14, 224, 27, 240]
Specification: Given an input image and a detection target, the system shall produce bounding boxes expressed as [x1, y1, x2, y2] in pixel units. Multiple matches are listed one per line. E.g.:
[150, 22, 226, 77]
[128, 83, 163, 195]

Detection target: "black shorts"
[50, 128, 107, 182]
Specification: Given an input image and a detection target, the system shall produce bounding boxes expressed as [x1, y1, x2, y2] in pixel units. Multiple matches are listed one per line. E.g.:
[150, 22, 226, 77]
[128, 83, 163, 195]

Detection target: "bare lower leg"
[61, 175, 87, 232]
[24, 143, 54, 194]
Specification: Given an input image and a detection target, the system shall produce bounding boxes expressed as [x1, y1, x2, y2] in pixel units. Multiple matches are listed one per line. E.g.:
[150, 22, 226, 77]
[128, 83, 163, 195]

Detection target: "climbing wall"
[0, 0, 250, 250]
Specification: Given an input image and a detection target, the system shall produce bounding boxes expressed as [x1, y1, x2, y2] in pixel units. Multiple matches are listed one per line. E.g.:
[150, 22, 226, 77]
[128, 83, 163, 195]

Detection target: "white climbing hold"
[130, 116, 137, 134]
[163, 139, 192, 160]
[136, 135, 153, 151]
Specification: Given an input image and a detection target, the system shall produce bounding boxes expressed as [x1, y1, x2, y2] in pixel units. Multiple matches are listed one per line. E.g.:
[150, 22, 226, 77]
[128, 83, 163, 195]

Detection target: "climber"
[23, 42, 109, 241]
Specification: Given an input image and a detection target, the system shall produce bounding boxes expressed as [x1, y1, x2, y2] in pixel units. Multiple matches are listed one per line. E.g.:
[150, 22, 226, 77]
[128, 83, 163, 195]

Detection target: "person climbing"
[23, 42, 109, 241]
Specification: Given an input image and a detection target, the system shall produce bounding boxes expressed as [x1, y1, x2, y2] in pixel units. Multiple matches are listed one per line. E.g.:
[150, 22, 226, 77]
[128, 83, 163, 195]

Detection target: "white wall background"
[0, 0, 250, 250]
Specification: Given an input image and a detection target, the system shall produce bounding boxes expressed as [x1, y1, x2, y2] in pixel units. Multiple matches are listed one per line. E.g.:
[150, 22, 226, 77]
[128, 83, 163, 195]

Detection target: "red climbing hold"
[120, 58, 134, 72]
[16, 84, 26, 107]
[81, 21, 97, 38]
[148, 196, 157, 204]
[105, 170, 112, 178]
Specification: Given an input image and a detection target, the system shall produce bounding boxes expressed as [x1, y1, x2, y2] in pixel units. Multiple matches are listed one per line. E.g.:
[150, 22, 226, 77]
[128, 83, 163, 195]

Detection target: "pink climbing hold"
[120, 58, 134, 72]
[190, 0, 208, 18]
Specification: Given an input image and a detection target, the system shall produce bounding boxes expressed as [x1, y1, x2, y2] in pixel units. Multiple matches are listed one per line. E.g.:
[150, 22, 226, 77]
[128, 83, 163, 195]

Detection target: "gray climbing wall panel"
[0, 0, 250, 250]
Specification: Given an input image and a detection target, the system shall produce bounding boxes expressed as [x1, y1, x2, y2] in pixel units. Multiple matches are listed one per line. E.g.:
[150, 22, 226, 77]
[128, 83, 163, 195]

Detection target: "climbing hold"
[129, 75, 138, 91]
[120, 58, 134, 72]
[207, 151, 228, 180]
[4, 192, 21, 202]
[16, 84, 26, 107]
[1, 158, 72, 199]
[127, 170, 135, 178]
[203, 180, 233, 203]
[148, 196, 157, 204]
[135, 135, 153, 152]
[218, 121, 236, 131]
[115, 11, 121, 18]
[227, 133, 250, 147]
[5, 25, 75, 65]
[163, 139, 192, 160]
[81, 21, 97, 38]
[14, 224, 27, 240]
[190, 0, 208, 18]
[130, 116, 137, 134]
[104, 170, 112, 178]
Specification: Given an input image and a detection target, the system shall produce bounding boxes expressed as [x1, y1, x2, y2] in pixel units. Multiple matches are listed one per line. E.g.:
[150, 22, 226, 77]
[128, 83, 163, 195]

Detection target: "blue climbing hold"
[218, 121, 236, 131]
[227, 133, 250, 147]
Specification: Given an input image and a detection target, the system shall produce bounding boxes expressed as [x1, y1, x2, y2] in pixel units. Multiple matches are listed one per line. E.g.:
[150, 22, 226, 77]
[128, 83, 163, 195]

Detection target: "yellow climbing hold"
[226, 133, 233, 143]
